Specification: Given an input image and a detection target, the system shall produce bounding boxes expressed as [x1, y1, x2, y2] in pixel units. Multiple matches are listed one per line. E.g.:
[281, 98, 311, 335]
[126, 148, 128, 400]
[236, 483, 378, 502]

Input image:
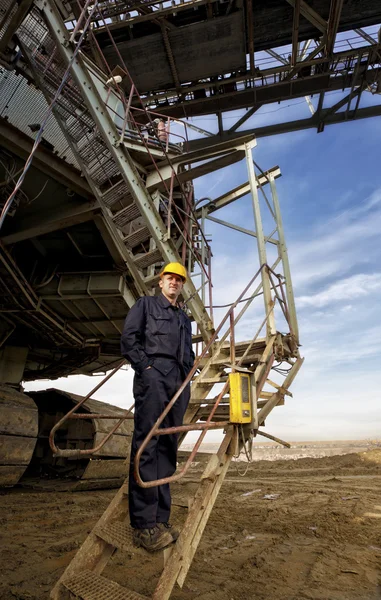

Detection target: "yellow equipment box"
[229, 372, 252, 424]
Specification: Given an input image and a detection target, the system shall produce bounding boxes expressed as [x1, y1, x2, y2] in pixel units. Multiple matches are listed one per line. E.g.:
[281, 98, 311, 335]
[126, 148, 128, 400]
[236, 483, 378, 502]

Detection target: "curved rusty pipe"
[49, 360, 128, 457]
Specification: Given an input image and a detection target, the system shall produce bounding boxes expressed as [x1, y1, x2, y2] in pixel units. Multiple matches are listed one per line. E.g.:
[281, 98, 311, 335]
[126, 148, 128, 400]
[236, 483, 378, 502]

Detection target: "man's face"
[159, 273, 184, 301]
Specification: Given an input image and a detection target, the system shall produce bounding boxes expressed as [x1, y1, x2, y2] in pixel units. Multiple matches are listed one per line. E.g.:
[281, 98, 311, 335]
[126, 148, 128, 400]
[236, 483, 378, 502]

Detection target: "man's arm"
[120, 297, 152, 372]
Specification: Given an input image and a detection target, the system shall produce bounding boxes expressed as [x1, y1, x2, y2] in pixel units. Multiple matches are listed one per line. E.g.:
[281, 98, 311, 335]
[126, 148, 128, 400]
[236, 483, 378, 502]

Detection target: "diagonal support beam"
[291, 0, 301, 67]
[246, 0, 255, 74]
[354, 28, 377, 46]
[160, 23, 181, 90]
[285, 39, 326, 79]
[325, 0, 344, 56]
[285, 0, 327, 33]
[195, 166, 281, 217]
[0, 0, 34, 54]
[228, 105, 260, 133]
[321, 83, 366, 122]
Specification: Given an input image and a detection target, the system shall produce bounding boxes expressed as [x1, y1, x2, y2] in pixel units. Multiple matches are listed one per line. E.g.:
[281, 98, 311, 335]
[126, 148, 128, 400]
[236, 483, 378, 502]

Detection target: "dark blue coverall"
[120, 293, 195, 529]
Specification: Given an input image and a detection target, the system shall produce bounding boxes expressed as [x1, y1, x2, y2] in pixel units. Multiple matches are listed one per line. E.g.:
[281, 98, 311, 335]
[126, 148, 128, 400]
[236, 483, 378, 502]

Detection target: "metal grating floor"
[124, 226, 150, 249]
[64, 570, 148, 600]
[94, 520, 134, 551]
[133, 248, 162, 269]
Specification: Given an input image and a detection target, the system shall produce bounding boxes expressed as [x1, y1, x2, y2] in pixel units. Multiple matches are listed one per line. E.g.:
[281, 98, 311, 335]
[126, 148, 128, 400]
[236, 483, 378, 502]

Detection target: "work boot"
[157, 522, 180, 542]
[132, 526, 173, 552]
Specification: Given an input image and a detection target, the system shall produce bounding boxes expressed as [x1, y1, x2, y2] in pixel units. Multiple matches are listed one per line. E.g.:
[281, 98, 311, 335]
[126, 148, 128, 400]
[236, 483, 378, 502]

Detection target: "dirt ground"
[1, 449, 381, 600]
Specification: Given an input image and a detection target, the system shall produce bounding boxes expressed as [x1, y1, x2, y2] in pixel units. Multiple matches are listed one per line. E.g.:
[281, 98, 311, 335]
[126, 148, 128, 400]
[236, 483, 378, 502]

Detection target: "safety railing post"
[269, 174, 299, 343]
[245, 141, 276, 340]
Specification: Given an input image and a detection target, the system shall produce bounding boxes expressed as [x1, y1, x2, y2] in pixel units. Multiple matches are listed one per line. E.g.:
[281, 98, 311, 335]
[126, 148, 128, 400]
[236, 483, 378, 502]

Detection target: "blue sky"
[25, 68, 381, 442]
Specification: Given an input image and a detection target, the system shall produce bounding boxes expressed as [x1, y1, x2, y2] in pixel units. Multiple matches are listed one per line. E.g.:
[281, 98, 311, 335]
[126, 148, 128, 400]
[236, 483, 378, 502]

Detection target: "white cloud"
[297, 272, 381, 308]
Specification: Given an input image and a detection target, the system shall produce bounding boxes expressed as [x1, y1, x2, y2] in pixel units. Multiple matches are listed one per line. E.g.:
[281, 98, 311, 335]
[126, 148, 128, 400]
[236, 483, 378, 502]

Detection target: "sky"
[25, 37, 381, 443]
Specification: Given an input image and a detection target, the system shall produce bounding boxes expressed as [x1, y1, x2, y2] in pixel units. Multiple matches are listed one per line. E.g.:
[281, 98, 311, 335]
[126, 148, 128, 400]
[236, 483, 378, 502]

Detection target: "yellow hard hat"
[159, 262, 187, 282]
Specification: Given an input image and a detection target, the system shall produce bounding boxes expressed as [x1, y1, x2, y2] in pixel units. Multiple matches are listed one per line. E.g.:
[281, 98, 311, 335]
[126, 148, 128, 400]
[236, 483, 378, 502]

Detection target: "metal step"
[112, 204, 141, 228]
[123, 226, 150, 249]
[94, 520, 134, 552]
[101, 180, 134, 209]
[133, 248, 162, 269]
[191, 333, 204, 344]
[210, 354, 261, 366]
[197, 375, 228, 384]
[87, 156, 119, 186]
[63, 570, 148, 600]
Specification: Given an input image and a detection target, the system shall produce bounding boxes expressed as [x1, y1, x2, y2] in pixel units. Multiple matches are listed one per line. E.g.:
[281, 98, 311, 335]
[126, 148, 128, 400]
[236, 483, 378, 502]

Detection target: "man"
[121, 262, 195, 552]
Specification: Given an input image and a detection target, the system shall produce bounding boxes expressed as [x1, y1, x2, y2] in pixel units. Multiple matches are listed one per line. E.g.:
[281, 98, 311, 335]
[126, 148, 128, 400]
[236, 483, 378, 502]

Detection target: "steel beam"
[188, 104, 381, 150]
[269, 175, 299, 342]
[0, 118, 92, 198]
[325, 0, 344, 56]
[285, 0, 327, 33]
[245, 141, 276, 339]
[1, 200, 99, 245]
[206, 214, 279, 245]
[36, 0, 214, 340]
[160, 24, 181, 90]
[0, 0, 34, 54]
[291, 0, 301, 67]
[148, 45, 380, 118]
[354, 28, 377, 45]
[195, 166, 281, 217]
[227, 105, 259, 133]
[246, 0, 255, 74]
[92, 0, 221, 29]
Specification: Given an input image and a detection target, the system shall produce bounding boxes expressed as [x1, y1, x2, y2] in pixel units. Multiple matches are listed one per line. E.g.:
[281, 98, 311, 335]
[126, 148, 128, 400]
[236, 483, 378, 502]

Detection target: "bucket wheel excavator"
[0, 0, 312, 597]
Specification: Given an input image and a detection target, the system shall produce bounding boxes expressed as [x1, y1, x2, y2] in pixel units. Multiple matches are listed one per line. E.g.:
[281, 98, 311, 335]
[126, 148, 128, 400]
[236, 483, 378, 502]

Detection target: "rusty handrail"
[134, 264, 282, 488]
[48, 264, 293, 464]
[48, 360, 134, 458]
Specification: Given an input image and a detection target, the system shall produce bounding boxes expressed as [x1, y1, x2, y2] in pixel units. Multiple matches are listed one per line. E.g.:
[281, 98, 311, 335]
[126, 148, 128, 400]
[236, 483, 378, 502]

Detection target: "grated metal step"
[63, 570, 148, 600]
[101, 180, 133, 209]
[123, 226, 150, 249]
[94, 520, 134, 552]
[133, 248, 162, 269]
[113, 204, 141, 228]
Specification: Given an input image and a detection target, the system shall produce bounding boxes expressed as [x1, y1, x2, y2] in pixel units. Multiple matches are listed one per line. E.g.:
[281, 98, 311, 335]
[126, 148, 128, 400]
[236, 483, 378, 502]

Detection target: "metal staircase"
[16, 2, 214, 339]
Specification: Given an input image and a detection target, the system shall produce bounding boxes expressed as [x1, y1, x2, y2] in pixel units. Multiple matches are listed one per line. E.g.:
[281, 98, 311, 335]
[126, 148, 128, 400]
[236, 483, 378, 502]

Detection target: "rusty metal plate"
[0, 465, 27, 487]
[0, 435, 37, 466]
[80, 459, 128, 481]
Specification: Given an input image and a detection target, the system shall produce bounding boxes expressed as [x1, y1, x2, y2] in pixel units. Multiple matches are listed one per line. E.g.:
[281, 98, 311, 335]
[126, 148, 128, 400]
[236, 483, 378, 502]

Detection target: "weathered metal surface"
[50, 484, 130, 600]
[80, 459, 128, 480]
[93, 433, 130, 458]
[0, 465, 27, 487]
[0, 404, 38, 436]
[94, 521, 134, 551]
[103, 12, 246, 91]
[63, 570, 148, 600]
[0, 434, 37, 465]
[71, 477, 126, 491]
[0, 385, 38, 486]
